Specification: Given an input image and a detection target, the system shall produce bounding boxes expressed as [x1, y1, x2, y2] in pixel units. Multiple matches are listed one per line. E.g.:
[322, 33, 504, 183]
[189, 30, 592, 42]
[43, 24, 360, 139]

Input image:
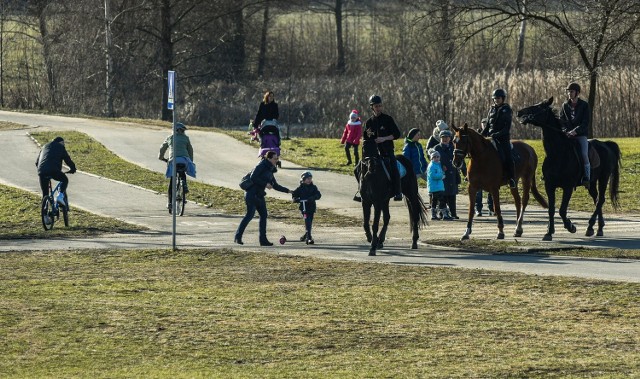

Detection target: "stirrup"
[508, 178, 517, 188]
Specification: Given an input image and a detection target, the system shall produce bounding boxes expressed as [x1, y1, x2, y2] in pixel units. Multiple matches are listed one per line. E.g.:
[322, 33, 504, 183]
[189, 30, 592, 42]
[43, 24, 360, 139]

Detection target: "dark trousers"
[39, 171, 68, 197]
[303, 212, 315, 236]
[236, 191, 269, 242]
[444, 195, 457, 216]
[431, 191, 446, 209]
[345, 143, 359, 164]
[496, 138, 515, 180]
[475, 190, 494, 212]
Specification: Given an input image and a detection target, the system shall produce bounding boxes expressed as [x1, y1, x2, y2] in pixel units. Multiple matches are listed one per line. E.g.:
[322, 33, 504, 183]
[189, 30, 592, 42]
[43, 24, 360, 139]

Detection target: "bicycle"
[163, 159, 188, 216]
[41, 176, 69, 231]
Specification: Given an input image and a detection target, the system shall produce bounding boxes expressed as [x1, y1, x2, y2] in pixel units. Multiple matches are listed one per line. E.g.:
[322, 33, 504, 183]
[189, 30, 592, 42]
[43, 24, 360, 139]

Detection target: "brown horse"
[451, 123, 548, 240]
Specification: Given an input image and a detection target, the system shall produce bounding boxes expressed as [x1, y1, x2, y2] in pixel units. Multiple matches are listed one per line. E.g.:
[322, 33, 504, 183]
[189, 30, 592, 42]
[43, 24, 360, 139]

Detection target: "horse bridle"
[452, 134, 468, 169]
[519, 105, 565, 134]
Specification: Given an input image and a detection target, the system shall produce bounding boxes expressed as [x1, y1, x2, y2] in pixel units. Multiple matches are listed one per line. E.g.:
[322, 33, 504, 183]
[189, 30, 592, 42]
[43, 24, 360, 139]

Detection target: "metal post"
[168, 70, 177, 251]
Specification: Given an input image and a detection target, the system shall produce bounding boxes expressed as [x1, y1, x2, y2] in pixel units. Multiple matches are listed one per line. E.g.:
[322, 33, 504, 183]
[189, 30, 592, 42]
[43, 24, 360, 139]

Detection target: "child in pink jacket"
[340, 109, 362, 166]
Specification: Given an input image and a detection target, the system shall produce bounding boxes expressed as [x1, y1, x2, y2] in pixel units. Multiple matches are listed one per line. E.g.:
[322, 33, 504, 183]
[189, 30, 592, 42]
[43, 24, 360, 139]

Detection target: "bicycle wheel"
[61, 193, 69, 227]
[175, 177, 186, 216]
[41, 196, 55, 231]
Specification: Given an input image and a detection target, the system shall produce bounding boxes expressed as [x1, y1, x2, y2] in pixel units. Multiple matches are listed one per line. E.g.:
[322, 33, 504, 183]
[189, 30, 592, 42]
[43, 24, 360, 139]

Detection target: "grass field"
[0, 248, 638, 378]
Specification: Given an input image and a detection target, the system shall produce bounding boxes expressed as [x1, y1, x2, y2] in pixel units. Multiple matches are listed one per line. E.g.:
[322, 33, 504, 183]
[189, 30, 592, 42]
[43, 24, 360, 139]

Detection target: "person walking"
[234, 151, 291, 246]
[340, 109, 362, 166]
[253, 90, 279, 131]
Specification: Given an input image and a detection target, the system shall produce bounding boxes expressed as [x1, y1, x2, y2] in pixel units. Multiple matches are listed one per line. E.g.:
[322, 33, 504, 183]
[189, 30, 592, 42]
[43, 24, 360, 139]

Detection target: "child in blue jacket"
[427, 150, 446, 220]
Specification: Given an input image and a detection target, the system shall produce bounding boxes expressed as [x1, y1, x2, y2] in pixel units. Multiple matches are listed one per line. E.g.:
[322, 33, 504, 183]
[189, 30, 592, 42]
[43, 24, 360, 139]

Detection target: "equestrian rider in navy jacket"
[482, 88, 516, 188]
[363, 94, 403, 201]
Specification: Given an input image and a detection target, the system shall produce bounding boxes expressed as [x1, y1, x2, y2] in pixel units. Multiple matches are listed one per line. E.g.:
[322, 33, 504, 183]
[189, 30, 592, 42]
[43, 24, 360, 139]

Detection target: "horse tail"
[396, 155, 429, 232]
[530, 173, 549, 209]
[604, 140, 621, 211]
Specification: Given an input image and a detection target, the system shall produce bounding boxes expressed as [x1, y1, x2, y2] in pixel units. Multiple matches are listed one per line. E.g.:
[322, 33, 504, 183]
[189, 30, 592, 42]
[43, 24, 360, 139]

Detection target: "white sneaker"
[56, 193, 66, 206]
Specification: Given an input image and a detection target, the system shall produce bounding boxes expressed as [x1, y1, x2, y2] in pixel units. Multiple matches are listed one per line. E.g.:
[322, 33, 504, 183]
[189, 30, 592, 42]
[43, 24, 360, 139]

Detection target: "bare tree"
[452, 0, 640, 138]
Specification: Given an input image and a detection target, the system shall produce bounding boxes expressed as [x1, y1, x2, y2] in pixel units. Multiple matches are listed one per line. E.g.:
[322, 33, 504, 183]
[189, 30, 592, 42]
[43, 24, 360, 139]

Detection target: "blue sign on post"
[167, 70, 175, 110]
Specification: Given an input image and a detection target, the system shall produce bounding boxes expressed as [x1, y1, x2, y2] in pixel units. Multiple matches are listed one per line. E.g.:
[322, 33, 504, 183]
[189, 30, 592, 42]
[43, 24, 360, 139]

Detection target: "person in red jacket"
[340, 109, 362, 165]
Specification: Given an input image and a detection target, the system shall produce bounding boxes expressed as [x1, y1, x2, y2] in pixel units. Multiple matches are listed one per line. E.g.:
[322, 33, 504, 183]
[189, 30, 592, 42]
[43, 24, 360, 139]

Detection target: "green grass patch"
[30, 131, 360, 228]
[0, 248, 638, 377]
[0, 120, 31, 130]
[0, 184, 145, 239]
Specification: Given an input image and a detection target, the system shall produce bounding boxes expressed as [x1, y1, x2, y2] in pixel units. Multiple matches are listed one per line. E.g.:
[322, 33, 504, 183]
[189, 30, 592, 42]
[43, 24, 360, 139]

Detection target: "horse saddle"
[569, 140, 601, 169]
[489, 139, 521, 165]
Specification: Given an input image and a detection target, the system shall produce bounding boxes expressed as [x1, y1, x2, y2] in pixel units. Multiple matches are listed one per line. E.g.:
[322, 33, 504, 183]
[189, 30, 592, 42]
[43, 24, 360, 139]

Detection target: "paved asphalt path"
[1, 110, 639, 283]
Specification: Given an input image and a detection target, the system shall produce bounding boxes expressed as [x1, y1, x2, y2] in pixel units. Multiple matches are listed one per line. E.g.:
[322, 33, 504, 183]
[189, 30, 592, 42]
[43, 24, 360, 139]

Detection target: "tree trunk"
[334, 0, 345, 73]
[230, 3, 245, 77]
[104, 0, 115, 117]
[515, 0, 527, 73]
[38, 6, 57, 109]
[588, 70, 597, 139]
[257, 1, 269, 77]
[160, 0, 173, 121]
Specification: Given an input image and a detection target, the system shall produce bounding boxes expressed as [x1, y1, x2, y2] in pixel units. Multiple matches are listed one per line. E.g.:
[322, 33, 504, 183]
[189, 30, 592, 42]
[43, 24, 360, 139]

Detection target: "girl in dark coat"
[235, 151, 290, 246]
[434, 130, 459, 220]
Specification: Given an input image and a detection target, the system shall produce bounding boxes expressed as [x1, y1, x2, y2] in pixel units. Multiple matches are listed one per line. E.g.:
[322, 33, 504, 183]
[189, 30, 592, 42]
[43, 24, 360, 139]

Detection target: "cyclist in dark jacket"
[235, 151, 290, 246]
[482, 88, 516, 188]
[363, 94, 403, 201]
[35, 136, 76, 198]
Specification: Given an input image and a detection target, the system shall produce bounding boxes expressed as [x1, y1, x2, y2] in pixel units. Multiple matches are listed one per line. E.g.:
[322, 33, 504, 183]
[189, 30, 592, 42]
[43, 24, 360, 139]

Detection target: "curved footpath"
[0, 110, 639, 283]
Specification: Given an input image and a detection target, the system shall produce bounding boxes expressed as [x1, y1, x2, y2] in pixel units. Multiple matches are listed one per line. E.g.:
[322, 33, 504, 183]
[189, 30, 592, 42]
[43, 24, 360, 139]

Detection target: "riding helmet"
[369, 95, 382, 105]
[300, 171, 313, 181]
[175, 122, 187, 131]
[566, 82, 581, 92]
[492, 88, 507, 99]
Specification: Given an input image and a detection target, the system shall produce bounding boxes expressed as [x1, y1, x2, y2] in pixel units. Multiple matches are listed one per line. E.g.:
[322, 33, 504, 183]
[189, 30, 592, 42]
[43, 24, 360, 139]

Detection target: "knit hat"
[429, 150, 440, 159]
[349, 110, 359, 120]
[439, 129, 453, 138]
[436, 120, 448, 131]
[407, 128, 420, 141]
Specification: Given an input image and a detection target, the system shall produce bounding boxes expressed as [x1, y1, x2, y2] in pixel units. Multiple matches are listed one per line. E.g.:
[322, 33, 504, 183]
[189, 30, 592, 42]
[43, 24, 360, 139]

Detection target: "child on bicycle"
[291, 171, 322, 244]
[158, 122, 195, 210]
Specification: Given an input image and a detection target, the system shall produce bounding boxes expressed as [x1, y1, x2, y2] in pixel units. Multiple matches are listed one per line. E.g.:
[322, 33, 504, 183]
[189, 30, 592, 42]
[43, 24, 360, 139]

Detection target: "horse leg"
[594, 179, 608, 237]
[585, 181, 599, 237]
[369, 205, 381, 256]
[377, 203, 390, 249]
[362, 201, 372, 243]
[511, 183, 524, 238]
[462, 186, 477, 241]
[559, 187, 577, 234]
[490, 189, 505, 240]
[543, 182, 556, 241]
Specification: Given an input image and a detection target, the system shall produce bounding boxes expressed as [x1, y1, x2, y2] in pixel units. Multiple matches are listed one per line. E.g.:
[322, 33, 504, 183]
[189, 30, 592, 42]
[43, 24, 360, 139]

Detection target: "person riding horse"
[481, 88, 516, 189]
[560, 82, 591, 187]
[363, 94, 403, 201]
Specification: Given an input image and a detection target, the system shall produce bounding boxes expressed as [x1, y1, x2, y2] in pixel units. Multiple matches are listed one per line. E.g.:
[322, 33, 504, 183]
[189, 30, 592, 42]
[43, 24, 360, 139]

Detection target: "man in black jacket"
[363, 94, 403, 201]
[35, 136, 76, 202]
